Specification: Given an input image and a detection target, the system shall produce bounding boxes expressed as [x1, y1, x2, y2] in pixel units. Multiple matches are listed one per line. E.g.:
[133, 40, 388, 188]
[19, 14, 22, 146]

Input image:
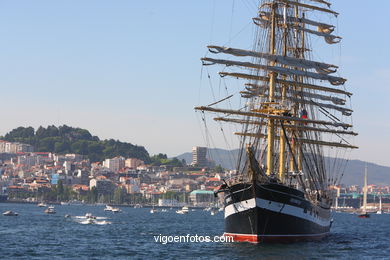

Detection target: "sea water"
[0, 203, 389, 259]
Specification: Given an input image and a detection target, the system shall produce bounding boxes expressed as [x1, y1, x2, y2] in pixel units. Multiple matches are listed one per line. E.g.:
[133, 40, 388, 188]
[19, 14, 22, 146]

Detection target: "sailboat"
[197, 0, 357, 243]
[376, 196, 383, 215]
[358, 166, 369, 218]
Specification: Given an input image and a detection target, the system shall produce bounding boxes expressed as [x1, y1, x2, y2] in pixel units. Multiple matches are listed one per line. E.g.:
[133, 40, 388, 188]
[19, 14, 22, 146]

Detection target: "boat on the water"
[197, 0, 357, 243]
[358, 166, 370, 218]
[104, 205, 113, 211]
[376, 196, 383, 215]
[3, 210, 18, 216]
[44, 206, 56, 214]
[104, 205, 121, 212]
[111, 207, 121, 213]
[176, 206, 189, 215]
[37, 202, 47, 207]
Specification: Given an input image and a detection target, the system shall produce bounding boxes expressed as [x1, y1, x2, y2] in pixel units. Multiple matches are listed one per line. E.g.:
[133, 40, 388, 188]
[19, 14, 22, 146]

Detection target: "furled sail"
[213, 117, 358, 136]
[244, 83, 346, 105]
[240, 90, 352, 116]
[254, 15, 342, 44]
[202, 57, 346, 85]
[207, 45, 338, 74]
[234, 132, 358, 149]
[219, 72, 352, 96]
[195, 106, 352, 129]
[257, 11, 335, 33]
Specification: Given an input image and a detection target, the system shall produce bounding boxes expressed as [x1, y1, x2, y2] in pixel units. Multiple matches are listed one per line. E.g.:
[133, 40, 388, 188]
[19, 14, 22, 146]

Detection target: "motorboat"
[111, 207, 121, 213]
[176, 206, 189, 214]
[3, 210, 18, 216]
[44, 206, 56, 214]
[37, 202, 47, 207]
[104, 205, 114, 211]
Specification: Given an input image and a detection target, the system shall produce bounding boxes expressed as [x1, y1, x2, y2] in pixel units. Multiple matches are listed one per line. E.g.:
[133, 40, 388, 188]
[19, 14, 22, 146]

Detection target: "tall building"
[104, 156, 125, 172]
[191, 147, 208, 167]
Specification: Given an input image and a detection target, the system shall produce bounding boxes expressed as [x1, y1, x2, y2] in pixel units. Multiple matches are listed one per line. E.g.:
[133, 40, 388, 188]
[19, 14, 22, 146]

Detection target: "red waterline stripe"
[224, 232, 329, 243]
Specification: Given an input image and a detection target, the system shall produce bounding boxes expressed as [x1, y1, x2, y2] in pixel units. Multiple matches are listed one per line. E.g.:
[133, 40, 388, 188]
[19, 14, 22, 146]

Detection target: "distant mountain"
[177, 148, 240, 170]
[176, 148, 390, 186]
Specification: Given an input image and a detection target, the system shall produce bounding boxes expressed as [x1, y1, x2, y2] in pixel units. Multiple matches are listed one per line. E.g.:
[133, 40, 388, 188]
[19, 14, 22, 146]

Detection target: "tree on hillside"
[1, 125, 150, 163]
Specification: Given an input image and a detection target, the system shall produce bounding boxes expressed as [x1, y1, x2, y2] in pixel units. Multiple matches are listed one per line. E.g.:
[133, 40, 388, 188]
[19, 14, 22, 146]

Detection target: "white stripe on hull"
[225, 198, 256, 218]
[225, 198, 330, 227]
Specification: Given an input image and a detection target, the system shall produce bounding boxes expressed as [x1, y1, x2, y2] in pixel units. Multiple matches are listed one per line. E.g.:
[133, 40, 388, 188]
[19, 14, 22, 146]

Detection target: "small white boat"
[104, 205, 114, 211]
[133, 204, 142, 208]
[60, 202, 69, 206]
[150, 208, 158, 214]
[161, 209, 168, 212]
[37, 202, 47, 207]
[377, 196, 383, 214]
[44, 206, 56, 214]
[111, 207, 122, 213]
[3, 210, 18, 216]
[176, 206, 189, 214]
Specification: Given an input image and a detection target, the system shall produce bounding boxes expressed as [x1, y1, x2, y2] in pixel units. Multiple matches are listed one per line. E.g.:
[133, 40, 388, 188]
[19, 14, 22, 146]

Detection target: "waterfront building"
[189, 190, 215, 206]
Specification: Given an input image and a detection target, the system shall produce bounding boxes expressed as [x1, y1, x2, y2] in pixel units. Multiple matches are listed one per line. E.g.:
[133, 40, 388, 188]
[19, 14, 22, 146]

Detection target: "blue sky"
[0, 1, 388, 166]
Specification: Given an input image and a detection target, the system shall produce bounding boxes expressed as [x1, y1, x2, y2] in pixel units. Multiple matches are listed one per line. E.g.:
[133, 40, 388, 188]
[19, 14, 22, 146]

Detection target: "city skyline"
[0, 1, 389, 166]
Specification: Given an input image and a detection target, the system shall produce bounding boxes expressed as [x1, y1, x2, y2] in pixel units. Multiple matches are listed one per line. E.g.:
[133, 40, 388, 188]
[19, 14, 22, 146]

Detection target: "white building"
[103, 156, 125, 172]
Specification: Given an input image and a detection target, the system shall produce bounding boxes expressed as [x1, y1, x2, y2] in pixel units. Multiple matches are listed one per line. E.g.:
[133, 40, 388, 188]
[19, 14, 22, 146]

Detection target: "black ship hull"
[223, 182, 331, 243]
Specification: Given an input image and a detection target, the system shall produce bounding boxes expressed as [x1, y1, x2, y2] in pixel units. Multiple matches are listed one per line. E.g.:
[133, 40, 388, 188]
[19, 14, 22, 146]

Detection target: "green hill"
[1, 125, 150, 163]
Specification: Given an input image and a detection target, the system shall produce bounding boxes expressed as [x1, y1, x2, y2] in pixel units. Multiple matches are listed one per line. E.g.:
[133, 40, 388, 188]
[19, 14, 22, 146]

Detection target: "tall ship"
[196, 0, 357, 243]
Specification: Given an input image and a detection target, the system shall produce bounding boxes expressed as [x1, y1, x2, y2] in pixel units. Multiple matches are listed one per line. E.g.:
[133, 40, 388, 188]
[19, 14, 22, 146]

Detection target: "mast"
[289, 4, 299, 173]
[278, 3, 288, 181]
[362, 165, 368, 214]
[266, 2, 278, 176]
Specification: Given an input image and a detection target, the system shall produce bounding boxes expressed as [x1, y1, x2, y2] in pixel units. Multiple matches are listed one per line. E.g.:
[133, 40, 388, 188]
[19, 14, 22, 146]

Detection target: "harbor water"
[1, 203, 389, 259]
